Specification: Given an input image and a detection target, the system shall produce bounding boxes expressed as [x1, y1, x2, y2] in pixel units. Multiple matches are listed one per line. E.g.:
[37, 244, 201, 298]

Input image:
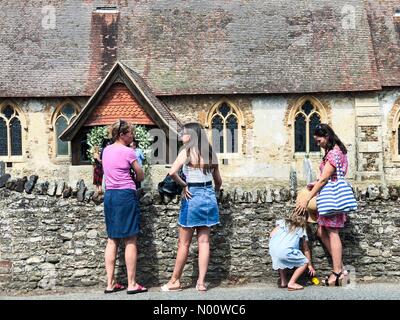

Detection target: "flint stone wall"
[1, 174, 400, 292]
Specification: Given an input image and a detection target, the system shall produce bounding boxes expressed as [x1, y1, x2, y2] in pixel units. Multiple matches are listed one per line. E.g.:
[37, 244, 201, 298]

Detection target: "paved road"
[1, 282, 400, 300]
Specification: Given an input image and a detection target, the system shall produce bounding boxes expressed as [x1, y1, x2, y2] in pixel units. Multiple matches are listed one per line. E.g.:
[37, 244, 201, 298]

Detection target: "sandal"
[343, 269, 350, 285]
[324, 271, 343, 286]
[196, 282, 207, 292]
[127, 284, 148, 294]
[160, 283, 183, 292]
[287, 285, 304, 291]
[104, 283, 125, 294]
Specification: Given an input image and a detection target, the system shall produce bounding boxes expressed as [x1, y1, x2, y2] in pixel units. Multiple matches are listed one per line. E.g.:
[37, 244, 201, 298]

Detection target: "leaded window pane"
[302, 101, 313, 115]
[227, 114, 238, 153]
[10, 118, 22, 156]
[398, 126, 400, 155]
[0, 118, 7, 156]
[56, 117, 69, 156]
[309, 113, 321, 152]
[218, 103, 231, 118]
[295, 114, 306, 152]
[62, 104, 76, 120]
[211, 115, 224, 153]
[3, 106, 14, 119]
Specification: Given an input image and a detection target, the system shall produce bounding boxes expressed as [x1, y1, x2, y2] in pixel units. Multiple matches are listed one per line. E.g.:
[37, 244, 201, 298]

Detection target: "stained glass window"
[398, 126, 400, 155]
[10, 118, 22, 156]
[54, 103, 79, 156]
[309, 113, 321, 152]
[302, 100, 313, 115]
[56, 117, 69, 156]
[0, 105, 23, 157]
[212, 115, 224, 153]
[0, 118, 7, 156]
[3, 106, 14, 119]
[219, 103, 231, 118]
[294, 100, 322, 154]
[295, 114, 306, 152]
[210, 103, 240, 154]
[227, 114, 238, 153]
[62, 104, 76, 120]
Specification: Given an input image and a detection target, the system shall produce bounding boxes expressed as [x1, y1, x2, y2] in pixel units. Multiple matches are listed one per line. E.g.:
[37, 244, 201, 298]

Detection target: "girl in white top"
[161, 122, 222, 292]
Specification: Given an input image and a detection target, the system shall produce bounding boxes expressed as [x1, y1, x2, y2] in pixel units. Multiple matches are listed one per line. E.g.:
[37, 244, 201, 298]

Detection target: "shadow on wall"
[305, 214, 363, 284]
[108, 193, 160, 287]
[136, 200, 159, 286]
[191, 201, 233, 289]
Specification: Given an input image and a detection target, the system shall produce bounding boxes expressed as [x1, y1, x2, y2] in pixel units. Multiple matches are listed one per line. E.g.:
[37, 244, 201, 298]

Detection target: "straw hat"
[296, 188, 318, 223]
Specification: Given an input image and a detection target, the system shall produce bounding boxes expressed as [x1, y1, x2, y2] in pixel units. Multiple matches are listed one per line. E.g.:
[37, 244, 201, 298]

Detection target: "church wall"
[3, 91, 400, 189]
[162, 93, 357, 188]
[380, 89, 400, 182]
[1, 97, 89, 187]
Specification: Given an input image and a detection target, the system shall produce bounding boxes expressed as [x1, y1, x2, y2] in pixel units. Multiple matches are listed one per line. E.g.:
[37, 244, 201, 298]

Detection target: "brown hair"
[285, 211, 308, 233]
[183, 122, 218, 174]
[109, 119, 134, 142]
[313, 123, 347, 160]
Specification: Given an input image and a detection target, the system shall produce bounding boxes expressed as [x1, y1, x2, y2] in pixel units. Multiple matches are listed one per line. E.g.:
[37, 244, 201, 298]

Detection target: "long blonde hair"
[285, 211, 308, 233]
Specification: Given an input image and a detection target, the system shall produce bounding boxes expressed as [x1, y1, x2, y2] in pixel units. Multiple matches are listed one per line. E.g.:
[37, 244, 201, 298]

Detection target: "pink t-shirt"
[102, 144, 137, 190]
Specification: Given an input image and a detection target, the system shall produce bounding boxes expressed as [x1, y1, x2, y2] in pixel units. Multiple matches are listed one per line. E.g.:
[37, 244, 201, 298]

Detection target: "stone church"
[1, 0, 400, 189]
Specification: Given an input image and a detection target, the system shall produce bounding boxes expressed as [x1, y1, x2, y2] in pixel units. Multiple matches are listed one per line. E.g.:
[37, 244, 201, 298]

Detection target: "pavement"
[1, 282, 400, 300]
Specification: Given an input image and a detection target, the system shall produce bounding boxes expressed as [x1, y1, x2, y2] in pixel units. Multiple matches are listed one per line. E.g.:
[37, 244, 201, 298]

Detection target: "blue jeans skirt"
[178, 185, 220, 228]
[104, 189, 140, 239]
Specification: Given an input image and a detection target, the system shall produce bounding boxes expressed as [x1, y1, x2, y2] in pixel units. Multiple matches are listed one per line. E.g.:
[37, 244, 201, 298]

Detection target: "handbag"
[158, 168, 186, 197]
[316, 154, 358, 216]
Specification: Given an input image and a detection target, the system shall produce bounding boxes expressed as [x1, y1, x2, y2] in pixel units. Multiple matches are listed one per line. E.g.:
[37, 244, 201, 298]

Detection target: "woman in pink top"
[101, 120, 147, 295]
[295, 123, 350, 286]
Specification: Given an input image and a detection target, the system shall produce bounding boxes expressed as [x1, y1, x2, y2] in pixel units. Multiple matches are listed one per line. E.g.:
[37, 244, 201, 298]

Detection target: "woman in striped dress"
[295, 123, 349, 286]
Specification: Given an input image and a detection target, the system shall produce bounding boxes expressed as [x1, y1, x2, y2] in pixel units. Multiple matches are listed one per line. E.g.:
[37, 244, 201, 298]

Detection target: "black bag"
[158, 169, 186, 197]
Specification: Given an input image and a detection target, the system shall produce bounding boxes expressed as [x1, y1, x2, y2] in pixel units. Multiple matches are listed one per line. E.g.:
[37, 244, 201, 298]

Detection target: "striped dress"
[317, 146, 348, 228]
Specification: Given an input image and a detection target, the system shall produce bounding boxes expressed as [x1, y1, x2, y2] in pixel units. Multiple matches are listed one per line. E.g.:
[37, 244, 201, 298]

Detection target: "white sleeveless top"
[182, 164, 213, 183]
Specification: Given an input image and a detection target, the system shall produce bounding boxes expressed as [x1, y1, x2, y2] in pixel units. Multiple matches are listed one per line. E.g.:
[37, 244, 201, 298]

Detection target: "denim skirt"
[104, 189, 141, 239]
[178, 185, 220, 228]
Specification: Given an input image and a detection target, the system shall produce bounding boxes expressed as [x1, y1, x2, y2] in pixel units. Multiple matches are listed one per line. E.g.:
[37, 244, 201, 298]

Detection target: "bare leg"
[317, 225, 331, 253]
[326, 227, 343, 285]
[196, 227, 210, 290]
[168, 227, 195, 288]
[124, 236, 141, 290]
[278, 269, 288, 287]
[288, 264, 307, 290]
[105, 238, 119, 290]
[317, 226, 346, 274]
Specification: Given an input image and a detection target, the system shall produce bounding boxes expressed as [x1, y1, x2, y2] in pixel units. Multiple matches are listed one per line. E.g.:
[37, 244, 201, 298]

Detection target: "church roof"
[0, 0, 398, 97]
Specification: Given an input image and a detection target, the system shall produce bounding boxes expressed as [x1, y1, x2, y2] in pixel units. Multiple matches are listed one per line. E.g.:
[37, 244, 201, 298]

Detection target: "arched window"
[210, 102, 239, 154]
[294, 100, 322, 153]
[53, 103, 79, 157]
[0, 104, 23, 157]
[398, 123, 400, 156]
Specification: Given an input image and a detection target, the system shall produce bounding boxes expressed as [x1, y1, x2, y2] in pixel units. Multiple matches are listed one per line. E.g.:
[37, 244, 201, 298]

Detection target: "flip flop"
[104, 283, 126, 294]
[195, 283, 207, 292]
[287, 286, 304, 291]
[127, 284, 148, 295]
[160, 283, 183, 292]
